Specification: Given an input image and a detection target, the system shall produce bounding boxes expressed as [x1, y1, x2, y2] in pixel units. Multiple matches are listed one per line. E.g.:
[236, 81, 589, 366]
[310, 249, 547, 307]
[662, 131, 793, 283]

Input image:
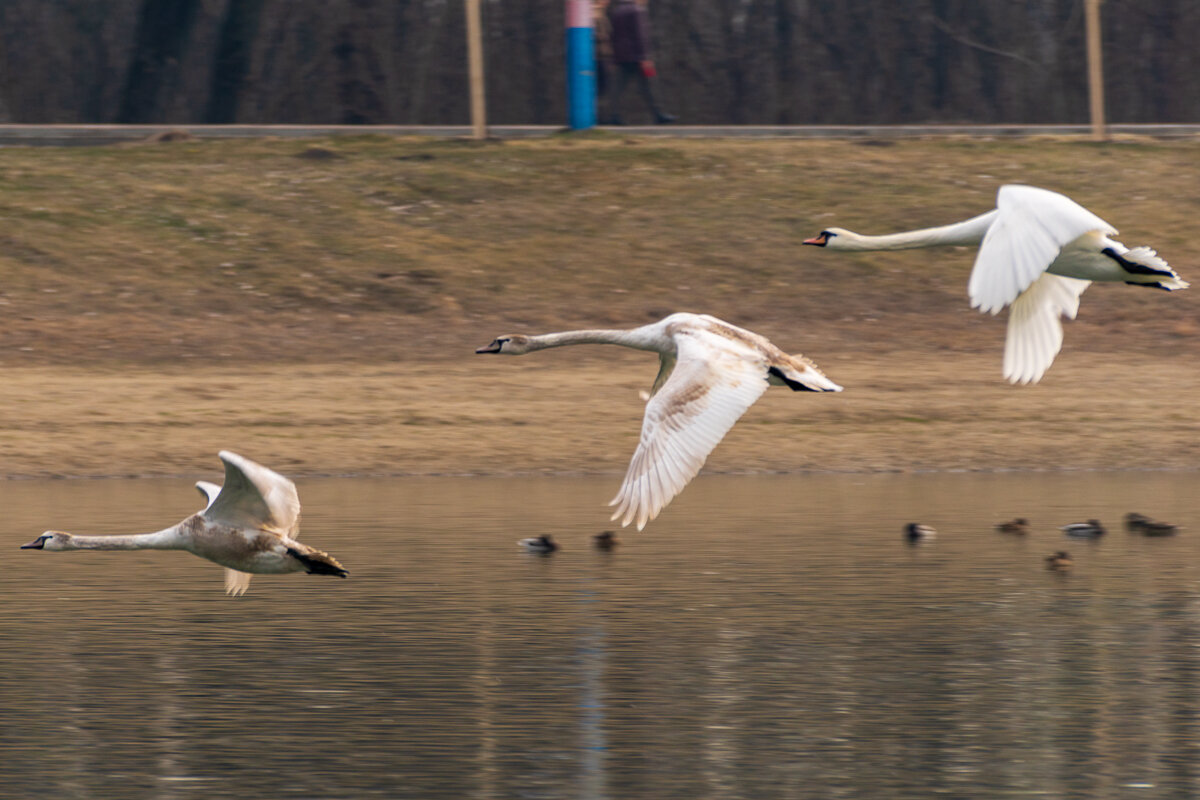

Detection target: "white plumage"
[477, 313, 842, 530]
[200, 452, 304, 596]
[805, 185, 1188, 384]
[194, 480, 221, 511]
[20, 451, 346, 596]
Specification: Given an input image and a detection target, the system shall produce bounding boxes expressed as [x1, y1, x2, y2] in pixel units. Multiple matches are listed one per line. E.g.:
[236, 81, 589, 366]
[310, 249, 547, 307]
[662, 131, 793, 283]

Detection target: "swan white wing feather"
[224, 568, 253, 596]
[969, 185, 1115, 313]
[609, 329, 770, 530]
[194, 480, 221, 512]
[1002, 273, 1091, 384]
[204, 451, 301, 535]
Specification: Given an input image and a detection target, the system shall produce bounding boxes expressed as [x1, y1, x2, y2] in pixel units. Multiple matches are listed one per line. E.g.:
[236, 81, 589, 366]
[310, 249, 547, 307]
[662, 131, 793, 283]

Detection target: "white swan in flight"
[803, 185, 1188, 384]
[476, 312, 842, 530]
[20, 451, 347, 596]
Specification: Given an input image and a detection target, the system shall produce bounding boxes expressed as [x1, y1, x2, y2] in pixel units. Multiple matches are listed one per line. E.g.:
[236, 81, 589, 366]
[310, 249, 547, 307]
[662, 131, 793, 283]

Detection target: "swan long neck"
[62, 524, 190, 551]
[833, 209, 998, 251]
[523, 328, 661, 353]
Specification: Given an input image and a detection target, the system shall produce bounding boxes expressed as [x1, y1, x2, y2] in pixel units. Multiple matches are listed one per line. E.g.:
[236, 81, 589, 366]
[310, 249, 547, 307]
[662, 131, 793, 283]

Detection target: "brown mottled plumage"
[20, 451, 347, 596]
[996, 518, 1030, 535]
[1046, 551, 1073, 570]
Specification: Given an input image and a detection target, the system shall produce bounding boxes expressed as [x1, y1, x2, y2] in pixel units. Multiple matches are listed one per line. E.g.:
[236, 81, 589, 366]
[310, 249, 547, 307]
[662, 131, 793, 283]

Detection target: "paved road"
[0, 123, 1198, 146]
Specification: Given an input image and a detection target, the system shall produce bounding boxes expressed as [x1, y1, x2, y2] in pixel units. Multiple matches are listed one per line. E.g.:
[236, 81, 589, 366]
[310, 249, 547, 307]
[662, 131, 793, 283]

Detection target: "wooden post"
[466, 0, 487, 140]
[1085, 0, 1106, 141]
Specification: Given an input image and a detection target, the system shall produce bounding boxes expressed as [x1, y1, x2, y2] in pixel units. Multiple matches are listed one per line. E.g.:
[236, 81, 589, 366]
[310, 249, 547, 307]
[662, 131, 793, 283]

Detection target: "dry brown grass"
[0, 134, 1197, 477]
[2, 351, 1197, 480]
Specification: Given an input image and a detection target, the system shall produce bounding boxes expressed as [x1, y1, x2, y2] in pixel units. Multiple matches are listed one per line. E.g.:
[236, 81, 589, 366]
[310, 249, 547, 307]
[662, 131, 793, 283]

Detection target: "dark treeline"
[0, 0, 1197, 125]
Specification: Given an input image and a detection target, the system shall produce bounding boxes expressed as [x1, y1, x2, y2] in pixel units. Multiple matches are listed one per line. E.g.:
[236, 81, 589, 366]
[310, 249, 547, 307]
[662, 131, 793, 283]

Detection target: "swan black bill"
[475, 340, 503, 354]
[20, 536, 48, 549]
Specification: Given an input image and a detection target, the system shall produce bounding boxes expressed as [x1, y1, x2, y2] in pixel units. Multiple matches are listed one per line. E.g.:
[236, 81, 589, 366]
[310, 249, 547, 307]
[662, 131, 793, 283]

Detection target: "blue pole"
[565, 0, 596, 129]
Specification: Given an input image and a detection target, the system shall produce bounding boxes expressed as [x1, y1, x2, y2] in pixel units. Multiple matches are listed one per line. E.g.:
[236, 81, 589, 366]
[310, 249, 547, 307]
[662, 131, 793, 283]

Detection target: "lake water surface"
[4, 472, 1200, 799]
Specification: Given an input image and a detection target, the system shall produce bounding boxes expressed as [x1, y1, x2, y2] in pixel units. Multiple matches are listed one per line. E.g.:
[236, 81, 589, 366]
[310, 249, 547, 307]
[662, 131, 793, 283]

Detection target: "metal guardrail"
[0, 123, 1197, 146]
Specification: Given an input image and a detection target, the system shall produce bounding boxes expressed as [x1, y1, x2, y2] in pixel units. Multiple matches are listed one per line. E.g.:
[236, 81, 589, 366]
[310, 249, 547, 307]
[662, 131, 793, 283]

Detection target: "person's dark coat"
[607, 0, 652, 64]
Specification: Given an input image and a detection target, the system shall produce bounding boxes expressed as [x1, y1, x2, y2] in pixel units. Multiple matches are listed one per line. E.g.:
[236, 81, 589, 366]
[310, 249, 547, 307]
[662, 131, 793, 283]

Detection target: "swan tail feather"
[287, 546, 349, 578]
[1109, 247, 1189, 289]
[771, 359, 844, 393]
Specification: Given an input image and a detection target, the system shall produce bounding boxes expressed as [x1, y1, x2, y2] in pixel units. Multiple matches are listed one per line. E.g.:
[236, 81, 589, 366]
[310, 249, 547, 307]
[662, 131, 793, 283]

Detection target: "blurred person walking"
[604, 0, 675, 124]
[593, 0, 613, 106]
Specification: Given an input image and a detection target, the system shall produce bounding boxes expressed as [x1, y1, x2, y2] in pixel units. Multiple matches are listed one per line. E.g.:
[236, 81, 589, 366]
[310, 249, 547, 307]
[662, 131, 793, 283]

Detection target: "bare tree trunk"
[205, 0, 265, 123]
[118, 0, 204, 123]
[1, 0, 1198, 125]
[0, 43, 10, 122]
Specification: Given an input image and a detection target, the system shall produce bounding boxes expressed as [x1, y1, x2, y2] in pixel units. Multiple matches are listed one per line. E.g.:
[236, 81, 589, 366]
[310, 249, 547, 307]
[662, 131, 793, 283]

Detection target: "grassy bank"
[2, 353, 1198, 480]
[0, 134, 1197, 477]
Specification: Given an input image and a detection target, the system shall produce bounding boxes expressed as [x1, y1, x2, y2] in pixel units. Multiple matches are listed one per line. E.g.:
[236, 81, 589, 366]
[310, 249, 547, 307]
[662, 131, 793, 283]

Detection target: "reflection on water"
[4, 472, 1200, 798]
